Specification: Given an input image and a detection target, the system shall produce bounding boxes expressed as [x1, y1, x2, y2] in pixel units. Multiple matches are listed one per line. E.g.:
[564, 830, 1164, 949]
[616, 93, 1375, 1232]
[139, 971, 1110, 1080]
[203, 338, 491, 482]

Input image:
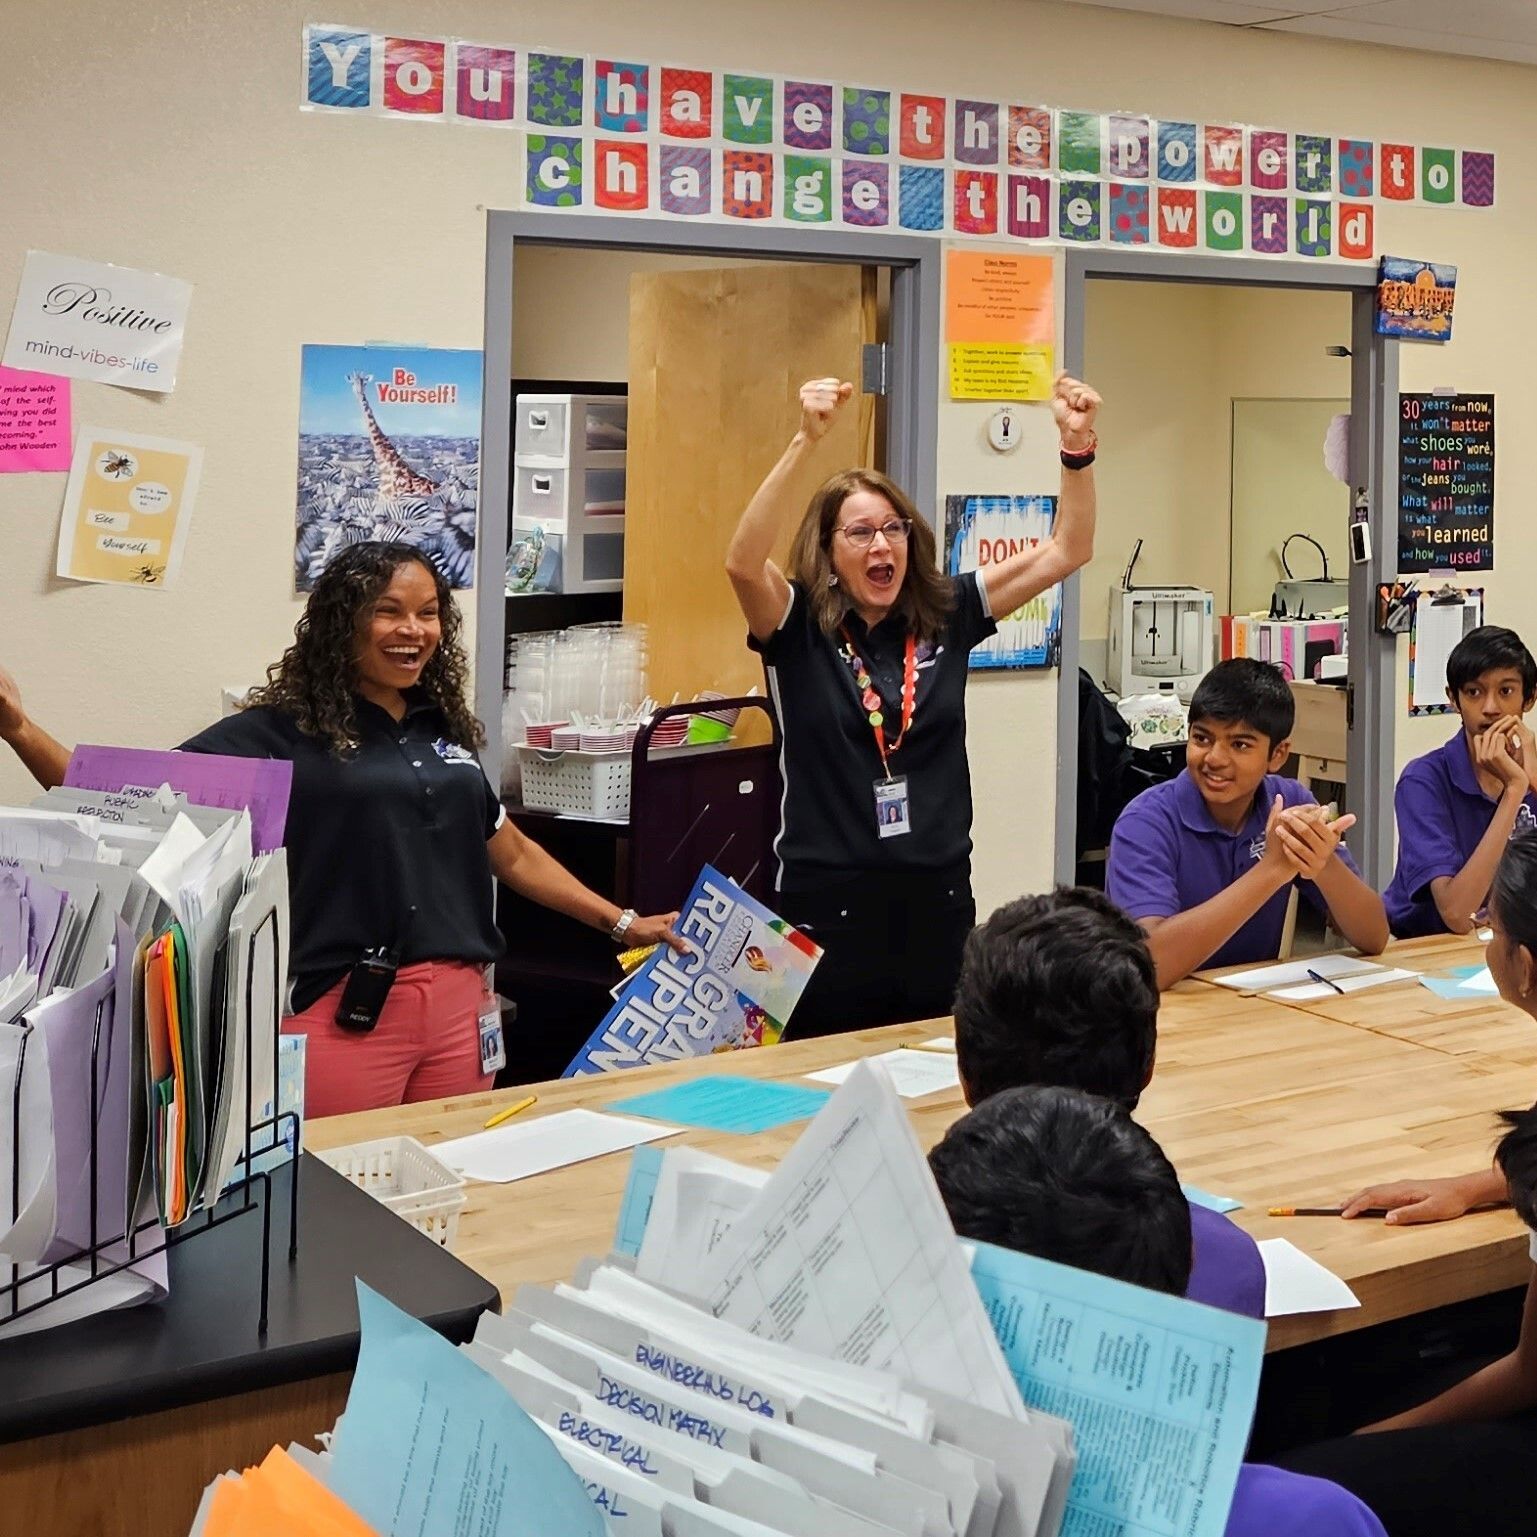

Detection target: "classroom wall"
[1080, 283, 1352, 645]
[4, 0, 1533, 909]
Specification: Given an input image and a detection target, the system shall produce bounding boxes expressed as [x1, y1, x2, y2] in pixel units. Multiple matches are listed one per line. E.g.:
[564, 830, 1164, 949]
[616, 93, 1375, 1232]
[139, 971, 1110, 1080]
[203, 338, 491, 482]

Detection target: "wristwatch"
[610, 907, 638, 943]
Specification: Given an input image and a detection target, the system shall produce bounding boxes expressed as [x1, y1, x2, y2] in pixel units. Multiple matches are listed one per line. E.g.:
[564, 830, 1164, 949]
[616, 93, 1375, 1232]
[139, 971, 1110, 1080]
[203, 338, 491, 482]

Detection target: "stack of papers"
[1212, 953, 1419, 1000]
[190, 1057, 1274, 1537]
[0, 768, 291, 1339]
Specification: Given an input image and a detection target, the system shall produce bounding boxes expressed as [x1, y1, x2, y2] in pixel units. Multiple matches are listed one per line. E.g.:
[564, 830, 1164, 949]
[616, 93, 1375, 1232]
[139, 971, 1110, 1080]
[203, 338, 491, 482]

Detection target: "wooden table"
[310, 946, 1535, 1354]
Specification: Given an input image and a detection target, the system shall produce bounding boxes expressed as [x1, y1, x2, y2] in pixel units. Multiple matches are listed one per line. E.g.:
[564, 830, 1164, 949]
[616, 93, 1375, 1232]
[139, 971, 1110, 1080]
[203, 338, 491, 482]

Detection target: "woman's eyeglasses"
[834, 519, 911, 550]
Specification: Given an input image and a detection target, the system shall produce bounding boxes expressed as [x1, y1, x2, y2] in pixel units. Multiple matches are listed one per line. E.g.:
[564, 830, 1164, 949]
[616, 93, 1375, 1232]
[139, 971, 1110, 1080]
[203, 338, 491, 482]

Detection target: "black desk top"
[0, 1154, 500, 1444]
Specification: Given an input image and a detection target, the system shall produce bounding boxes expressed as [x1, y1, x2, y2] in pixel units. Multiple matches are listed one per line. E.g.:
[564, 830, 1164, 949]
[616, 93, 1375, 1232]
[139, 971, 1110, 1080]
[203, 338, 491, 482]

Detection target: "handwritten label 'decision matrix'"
[1398, 392, 1494, 573]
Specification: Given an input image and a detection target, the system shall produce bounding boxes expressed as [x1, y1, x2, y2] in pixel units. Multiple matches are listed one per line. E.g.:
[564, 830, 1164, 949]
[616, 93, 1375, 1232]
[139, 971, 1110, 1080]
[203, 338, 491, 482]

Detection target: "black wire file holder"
[3, 906, 299, 1336]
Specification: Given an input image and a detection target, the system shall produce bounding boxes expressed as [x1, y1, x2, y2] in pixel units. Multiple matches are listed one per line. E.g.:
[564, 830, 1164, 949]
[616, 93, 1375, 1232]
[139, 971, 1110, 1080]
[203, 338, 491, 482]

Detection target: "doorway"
[476, 214, 941, 1079]
[1060, 254, 1399, 895]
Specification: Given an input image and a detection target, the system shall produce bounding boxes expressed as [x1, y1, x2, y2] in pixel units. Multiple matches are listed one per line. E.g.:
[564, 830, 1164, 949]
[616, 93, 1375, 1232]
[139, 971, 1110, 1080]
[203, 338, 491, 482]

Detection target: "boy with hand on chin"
[1107, 658, 1389, 989]
[1384, 626, 1537, 938]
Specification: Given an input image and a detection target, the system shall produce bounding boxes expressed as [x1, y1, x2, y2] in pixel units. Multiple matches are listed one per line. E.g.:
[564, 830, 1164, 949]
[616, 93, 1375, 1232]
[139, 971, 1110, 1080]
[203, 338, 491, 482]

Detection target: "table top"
[0, 1155, 500, 1443]
[310, 931, 1536, 1355]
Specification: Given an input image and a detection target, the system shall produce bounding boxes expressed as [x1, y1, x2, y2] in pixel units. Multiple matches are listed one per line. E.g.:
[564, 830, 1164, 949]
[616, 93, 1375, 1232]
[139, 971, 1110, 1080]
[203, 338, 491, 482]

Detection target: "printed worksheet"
[970, 1242, 1265, 1537]
[694, 1061, 1025, 1420]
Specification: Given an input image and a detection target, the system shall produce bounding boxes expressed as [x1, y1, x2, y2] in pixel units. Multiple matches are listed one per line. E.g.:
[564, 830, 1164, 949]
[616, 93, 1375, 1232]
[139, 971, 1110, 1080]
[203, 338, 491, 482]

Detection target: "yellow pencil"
[484, 1093, 538, 1129]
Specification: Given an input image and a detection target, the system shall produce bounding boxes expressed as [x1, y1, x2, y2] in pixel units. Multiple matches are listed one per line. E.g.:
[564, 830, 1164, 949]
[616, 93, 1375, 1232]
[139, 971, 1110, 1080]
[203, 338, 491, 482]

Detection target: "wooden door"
[624, 262, 877, 705]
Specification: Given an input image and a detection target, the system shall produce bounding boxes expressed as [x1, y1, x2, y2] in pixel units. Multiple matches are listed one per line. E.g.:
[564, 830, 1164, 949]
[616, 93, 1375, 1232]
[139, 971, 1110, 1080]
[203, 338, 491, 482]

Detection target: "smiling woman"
[0, 540, 685, 1114]
[725, 375, 1101, 1037]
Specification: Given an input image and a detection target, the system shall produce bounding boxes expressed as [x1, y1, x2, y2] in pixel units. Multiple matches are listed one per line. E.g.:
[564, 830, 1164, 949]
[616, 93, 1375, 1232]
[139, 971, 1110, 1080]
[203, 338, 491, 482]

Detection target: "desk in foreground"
[0, 1157, 498, 1537]
[311, 973, 1533, 1355]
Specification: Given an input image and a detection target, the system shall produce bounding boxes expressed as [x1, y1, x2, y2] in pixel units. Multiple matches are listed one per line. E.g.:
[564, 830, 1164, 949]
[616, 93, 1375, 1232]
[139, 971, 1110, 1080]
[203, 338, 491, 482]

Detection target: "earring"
[828, 573, 839, 588]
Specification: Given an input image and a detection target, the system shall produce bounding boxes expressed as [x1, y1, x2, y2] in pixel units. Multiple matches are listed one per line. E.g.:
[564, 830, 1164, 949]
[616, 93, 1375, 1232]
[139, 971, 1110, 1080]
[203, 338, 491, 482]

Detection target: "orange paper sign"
[945, 251, 1054, 345]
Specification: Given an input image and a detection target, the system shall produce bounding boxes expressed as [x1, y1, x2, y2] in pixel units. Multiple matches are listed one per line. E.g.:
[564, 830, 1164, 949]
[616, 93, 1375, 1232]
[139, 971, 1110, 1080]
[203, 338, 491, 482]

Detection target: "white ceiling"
[1058, 0, 1537, 65]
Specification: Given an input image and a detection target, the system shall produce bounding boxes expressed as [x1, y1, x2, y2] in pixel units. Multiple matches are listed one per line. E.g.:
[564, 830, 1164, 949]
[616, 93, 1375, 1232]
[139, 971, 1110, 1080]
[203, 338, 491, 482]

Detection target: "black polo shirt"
[751, 573, 996, 890]
[179, 694, 505, 1010]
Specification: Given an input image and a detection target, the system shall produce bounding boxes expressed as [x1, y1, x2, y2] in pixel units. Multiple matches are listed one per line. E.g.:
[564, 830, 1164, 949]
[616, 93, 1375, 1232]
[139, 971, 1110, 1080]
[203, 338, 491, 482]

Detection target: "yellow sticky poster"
[948, 343, 1054, 402]
[56, 428, 201, 588]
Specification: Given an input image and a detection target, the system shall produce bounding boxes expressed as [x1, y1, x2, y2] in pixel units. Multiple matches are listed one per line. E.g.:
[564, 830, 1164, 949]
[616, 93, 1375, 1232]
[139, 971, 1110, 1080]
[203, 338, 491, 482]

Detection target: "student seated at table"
[1339, 828, 1537, 1226]
[1384, 626, 1537, 938]
[1106, 658, 1388, 988]
[1282, 1113, 1537, 1535]
[953, 886, 1266, 1317]
[928, 1086, 1387, 1537]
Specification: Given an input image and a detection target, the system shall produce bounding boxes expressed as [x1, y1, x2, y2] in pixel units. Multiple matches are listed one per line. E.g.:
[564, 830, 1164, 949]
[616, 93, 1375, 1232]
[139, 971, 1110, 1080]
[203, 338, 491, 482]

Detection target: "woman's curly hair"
[245, 541, 484, 755]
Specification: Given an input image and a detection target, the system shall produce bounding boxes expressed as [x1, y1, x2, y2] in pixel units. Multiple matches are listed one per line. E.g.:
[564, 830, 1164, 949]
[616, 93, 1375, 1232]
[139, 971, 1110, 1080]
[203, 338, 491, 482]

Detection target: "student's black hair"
[928, 1085, 1193, 1296]
[1497, 1103, 1537, 1231]
[953, 888, 1157, 1111]
[1186, 658, 1295, 752]
[1490, 828, 1537, 958]
[1446, 625, 1537, 700]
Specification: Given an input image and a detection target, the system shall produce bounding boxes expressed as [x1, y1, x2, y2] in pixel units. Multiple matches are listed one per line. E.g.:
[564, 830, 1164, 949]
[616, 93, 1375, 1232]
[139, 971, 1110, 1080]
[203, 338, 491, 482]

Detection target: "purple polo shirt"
[1107, 772, 1361, 970]
[1228, 1465, 1386, 1537]
[1384, 730, 1537, 937]
[1187, 1203, 1265, 1319]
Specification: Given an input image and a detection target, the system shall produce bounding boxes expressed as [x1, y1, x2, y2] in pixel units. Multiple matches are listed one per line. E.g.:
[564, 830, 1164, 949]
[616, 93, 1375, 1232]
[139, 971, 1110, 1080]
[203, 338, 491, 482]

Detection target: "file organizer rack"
[3, 908, 299, 1336]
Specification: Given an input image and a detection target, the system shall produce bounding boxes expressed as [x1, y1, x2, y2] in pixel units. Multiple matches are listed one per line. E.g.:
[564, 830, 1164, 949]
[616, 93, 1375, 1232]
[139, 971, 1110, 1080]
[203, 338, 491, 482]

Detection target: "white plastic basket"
[315, 1135, 466, 1250]
[516, 745, 632, 819]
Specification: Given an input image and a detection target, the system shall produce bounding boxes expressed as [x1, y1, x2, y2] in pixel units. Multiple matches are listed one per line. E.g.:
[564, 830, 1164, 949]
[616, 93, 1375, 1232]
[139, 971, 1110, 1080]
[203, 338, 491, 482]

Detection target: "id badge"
[874, 776, 911, 839]
[477, 993, 507, 1074]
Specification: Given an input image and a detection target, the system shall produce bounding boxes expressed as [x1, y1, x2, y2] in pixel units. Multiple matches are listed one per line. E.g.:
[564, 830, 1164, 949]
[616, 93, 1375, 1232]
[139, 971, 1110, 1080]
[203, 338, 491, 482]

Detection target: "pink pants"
[283, 959, 493, 1118]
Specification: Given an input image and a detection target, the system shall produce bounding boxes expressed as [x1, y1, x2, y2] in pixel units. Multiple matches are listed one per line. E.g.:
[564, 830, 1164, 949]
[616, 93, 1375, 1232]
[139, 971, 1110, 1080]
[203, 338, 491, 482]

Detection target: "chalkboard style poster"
[1397, 393, 1494, 573]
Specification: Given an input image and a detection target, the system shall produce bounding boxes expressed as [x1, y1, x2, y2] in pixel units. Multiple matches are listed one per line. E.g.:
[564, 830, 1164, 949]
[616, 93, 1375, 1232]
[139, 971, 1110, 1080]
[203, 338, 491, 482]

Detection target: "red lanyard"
[839, 628, 918, 780]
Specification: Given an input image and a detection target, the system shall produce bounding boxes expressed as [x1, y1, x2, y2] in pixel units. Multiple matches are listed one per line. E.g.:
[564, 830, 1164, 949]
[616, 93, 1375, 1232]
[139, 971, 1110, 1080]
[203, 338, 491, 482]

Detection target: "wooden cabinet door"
[624, 262, 877, 705]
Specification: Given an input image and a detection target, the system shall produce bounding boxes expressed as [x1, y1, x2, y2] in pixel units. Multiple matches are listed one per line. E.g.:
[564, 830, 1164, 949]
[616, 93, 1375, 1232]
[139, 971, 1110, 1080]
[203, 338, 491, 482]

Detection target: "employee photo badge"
[874, 775, 911, 839]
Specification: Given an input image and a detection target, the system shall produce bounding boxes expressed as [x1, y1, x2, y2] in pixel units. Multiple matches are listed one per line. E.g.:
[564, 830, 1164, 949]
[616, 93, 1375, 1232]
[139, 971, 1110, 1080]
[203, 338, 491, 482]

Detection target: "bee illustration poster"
[564, 865, 823, 1076]
[55, 428, 201, 589]
[295, 343, 482, 591]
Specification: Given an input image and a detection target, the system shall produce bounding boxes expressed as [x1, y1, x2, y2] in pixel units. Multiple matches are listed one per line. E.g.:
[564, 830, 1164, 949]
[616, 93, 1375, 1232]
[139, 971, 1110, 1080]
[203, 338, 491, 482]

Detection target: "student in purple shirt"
[1384, 626, 1537, 938]
[952, 887, 1266, 1317]
[1107, 659, 1388, 988]
[929, 1086, 1387, 1537]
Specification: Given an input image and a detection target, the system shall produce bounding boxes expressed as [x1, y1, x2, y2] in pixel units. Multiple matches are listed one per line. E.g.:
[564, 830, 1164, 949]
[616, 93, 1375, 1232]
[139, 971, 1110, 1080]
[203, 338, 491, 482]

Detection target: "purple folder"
[65, 745, 291, 854]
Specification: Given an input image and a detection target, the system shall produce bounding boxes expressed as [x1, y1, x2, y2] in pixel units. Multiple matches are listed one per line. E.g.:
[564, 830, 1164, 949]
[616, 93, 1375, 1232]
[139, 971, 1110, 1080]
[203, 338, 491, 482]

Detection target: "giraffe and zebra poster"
[295, 343, 482, 589]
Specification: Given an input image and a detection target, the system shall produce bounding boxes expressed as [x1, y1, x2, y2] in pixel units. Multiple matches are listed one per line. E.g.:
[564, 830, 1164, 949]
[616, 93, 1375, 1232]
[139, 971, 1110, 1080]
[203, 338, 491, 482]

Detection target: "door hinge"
[862, 343, 891, 396]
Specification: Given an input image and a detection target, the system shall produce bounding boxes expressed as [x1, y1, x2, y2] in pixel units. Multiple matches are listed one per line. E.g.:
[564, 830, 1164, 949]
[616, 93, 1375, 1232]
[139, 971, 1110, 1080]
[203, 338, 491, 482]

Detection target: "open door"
[624, 261, 878, 704]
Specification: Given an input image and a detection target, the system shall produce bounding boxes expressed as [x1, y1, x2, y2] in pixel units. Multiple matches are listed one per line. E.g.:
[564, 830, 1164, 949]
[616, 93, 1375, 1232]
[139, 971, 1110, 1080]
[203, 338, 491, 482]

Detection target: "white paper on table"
[911, 1037, 955, 1053]
[434, 1107, 682, 1183]
[693, 1060, 1027, 1421]
[807, 1050, 961, 1100]
[1211, 953, 1387, 992]
[1269, 967, 1419, 1001]
[1258, 1238, 1361, 1317]
[1457, 966, 1498, 995]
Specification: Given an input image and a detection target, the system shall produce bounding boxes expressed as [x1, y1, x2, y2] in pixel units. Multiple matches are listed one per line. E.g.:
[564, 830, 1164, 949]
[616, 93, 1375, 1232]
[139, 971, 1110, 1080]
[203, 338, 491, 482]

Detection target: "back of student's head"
[1497, 1101, 1537, 1231]
[928, 1084, 1193, 1296]
[1446, 625, 1537, 700]
[953, 888, 1157, 1111]
[1187, 658, 1294, 751]
[1491, 828, 1537, 959]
